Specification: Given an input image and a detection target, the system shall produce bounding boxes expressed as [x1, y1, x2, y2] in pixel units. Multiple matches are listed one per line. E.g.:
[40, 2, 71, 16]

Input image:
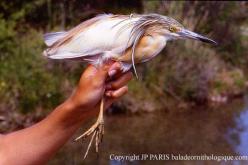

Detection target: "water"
[227, 96, 248, 156]
[49, 97, 248, 165]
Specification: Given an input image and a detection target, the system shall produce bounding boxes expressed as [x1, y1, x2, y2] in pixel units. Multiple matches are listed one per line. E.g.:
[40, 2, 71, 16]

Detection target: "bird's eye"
[169, 26, 177, 32]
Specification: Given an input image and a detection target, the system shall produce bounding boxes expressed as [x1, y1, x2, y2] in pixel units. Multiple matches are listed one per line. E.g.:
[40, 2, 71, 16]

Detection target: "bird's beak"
[177, 29, 217, 45]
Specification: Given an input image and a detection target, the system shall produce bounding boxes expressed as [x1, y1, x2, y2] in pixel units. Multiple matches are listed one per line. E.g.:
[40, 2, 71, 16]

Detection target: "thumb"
[94, 62, 121, 82]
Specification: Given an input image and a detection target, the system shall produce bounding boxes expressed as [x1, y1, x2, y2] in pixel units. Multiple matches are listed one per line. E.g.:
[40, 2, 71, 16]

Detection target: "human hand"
[68, 62, 132, 118]
[0, 63, 131, 165]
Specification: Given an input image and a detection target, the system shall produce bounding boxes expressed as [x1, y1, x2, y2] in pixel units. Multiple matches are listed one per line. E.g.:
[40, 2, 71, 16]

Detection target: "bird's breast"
[115, 35, 167, 63]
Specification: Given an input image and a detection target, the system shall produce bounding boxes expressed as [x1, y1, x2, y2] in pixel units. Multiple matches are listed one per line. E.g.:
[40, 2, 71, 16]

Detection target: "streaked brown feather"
[50, 15, 109, 49]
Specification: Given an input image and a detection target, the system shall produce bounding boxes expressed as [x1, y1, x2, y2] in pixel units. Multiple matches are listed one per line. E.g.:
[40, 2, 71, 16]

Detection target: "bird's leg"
[74, 97, 105, 159]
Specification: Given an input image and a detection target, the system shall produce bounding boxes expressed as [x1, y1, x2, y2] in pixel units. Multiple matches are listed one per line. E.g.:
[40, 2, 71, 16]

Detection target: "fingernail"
[105, 91, 112, 97]
[108, 70, 116, 77]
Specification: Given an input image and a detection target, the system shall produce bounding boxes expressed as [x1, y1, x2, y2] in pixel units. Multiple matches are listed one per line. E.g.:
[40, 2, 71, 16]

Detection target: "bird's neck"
[164, 34, 176, 42]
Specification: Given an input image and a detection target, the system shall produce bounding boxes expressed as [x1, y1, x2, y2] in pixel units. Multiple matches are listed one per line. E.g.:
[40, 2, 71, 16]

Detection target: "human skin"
[0, 62, 132, 165]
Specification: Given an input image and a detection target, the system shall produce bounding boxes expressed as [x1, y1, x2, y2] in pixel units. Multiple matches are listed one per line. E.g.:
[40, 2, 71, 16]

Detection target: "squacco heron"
[43, 13, 216, 158]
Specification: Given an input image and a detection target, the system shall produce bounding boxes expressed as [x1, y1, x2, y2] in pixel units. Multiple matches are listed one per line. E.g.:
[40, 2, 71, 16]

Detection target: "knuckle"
[92, 80, 102, 89]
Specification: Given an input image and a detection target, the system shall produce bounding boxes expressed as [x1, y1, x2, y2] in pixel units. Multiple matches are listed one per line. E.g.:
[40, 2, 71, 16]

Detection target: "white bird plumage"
[44, 14, 138, 72]
[43, 13, 180, 76]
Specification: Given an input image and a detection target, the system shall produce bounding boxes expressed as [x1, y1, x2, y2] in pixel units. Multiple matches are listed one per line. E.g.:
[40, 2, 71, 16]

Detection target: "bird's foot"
[74, 98, 105, 159]
[74, 119, 104, 159]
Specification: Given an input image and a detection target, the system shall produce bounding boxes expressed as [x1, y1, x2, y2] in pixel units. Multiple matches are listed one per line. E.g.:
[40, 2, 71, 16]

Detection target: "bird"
[42, 13, 217, 158]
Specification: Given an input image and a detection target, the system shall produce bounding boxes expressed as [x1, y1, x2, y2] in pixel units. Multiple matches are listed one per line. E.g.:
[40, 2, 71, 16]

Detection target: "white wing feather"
[44, 15, 139, 60]
[43, 31, 67, 47]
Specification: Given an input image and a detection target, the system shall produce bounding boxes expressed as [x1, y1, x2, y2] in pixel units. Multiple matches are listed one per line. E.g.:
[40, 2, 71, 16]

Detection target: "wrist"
[64, 96, 97, 120]
[48, 99, 88, 130]
[66, 94, 88, 112]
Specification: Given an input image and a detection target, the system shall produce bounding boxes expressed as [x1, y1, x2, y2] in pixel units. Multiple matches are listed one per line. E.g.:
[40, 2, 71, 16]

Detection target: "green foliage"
[0, 29, 65, 113]
[192, 2, 247, 66]
[0, 17, 16, 53]
[161, 43, 210, 103]
[211, 69, 246, 96]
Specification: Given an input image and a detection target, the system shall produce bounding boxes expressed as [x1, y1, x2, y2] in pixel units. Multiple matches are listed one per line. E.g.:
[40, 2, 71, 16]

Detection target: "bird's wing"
[44, 31, 67, 46]
[43, 14, 139, 60]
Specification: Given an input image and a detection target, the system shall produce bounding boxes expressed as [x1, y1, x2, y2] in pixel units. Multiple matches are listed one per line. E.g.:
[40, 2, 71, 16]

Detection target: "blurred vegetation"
[0, 1, 248, 127]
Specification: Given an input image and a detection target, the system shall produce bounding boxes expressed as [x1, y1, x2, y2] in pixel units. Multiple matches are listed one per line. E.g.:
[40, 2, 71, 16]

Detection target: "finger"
[104, 86, 129, 109]
[103, 97, 117, 110]
[89, 62, 118, 84]
[105, 86, 128, 98]
[87, 86, 128, 117]
[106, 72, 133, 90]
[108, 62, 121, 77]
[81, 62, 122, 85]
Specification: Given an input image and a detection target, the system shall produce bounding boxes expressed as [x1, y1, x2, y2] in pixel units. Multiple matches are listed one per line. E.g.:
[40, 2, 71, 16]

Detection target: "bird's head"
[156, 15, 217, 45]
